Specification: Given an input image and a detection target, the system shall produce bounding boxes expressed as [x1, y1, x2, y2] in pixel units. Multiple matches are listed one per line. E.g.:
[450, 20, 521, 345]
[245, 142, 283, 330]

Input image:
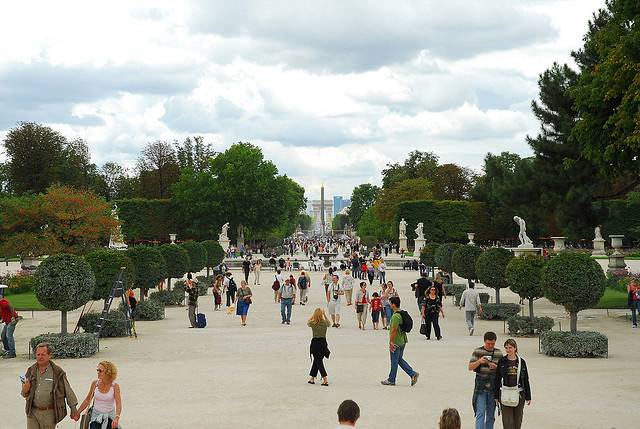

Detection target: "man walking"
[21, 343, 79, 429]
[223, 272, 237, 307]
[469, 331, 503, 429]
[186, 279, 199, 328]
[460, 283, 482, 335]
[297, 271, 311, 305]
[381, 297, 419, 386]
[242, 256, 251, 283]
[336, 399, 360, 427]
[277, 278, 296, 324]
[412, 272, 432, 312]
[1, 297, 20, 358]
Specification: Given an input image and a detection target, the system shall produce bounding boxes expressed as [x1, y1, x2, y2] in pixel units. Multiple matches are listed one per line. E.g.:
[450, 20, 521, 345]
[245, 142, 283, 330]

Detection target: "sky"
[0, 0, 605, 200]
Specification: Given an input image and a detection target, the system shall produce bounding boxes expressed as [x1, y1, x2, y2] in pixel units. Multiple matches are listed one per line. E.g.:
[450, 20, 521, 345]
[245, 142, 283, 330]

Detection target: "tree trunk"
[206, 266, 210, 278]
[61, 311, 68, 335]
[495, 288, 501, 304]
[570, 311, 578, 333]
[167, 277, 172, 291]
[140, 288, 145, 302]
[529, 298, 535, 320]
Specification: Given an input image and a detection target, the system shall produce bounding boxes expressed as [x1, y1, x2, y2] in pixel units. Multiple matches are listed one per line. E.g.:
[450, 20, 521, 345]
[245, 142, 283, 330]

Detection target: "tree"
[98, 162, 137, 201]
[332, 214, 349, 231]
[175, 136, 216, 173]
[159, 244, 190, 290]
[452, 245, 483, 286]
[85, 249, 136, 301]
[180, 241, 207, 274]
[420, 242, 441, 267]
[475, 247, 514, 304]
[373, 178, 432, 223]
[541, 252, 605, 332]
[34, 254, 95, 334]
[435, 243, 462, 274]
[57, 138, 101, 191]
[127, 246, 167, 302]
[506, 254, 545, 318]
[356, 207, 392, 240]
[201, 240, 225, 277]
[0, 162, 11, 195]
[431, 163, 476, 200]
[136, 140, 180, 199]
[349, 183, 380, 226]
[381, 150, 439, 188]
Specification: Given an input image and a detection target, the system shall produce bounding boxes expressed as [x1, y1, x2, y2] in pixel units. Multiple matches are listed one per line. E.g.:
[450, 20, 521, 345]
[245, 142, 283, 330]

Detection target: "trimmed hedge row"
[479, 303, 521, 320]
[116, 198, 175, 241]
[540, 331, 608, 358]
[30, 333, 98, 358]
[78, 311, 129, 337]
[507, 315, 554, 336]
[119, 300, 164, 321]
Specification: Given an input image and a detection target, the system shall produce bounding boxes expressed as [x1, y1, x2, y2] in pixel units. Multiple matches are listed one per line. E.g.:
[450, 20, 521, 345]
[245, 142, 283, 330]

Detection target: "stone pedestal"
[399, 237, 408, 253]
[509, 247, 543, 258]
[218, 238, 230, 251]
[592, 239, 606, 256]
[467, 233, 475, 245]
[414, 238, 426, 253]
[607, 234, 626, 271]
[551, 236, 567, 252]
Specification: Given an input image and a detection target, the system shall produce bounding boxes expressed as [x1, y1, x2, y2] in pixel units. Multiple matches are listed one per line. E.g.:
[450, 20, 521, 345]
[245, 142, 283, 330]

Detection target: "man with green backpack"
[381, 296, 419, 386]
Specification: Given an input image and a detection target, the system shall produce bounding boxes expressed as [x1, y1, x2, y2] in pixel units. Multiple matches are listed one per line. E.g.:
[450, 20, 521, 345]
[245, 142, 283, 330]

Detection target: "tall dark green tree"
[349, 183, 380, 226]
[381, 150, 439, 188]
[175, 136, 216, 173]
[136, 140, 180, 199]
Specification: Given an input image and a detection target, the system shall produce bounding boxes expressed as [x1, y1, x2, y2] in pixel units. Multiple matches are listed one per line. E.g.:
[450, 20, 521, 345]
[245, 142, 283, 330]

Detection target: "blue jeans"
[388, 344, 416, 383]
[631, 301, 640, 326]
[280, 298, 292, 322]
[475, 390, 496, 429]
[1, 322, 16, 355]
[379, 271, 386, 284]
[384, 304, 393, 322]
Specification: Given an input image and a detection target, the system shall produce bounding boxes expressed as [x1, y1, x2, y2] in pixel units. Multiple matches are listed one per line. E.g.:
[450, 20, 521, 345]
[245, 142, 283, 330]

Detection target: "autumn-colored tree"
[373, 178, 433, 223]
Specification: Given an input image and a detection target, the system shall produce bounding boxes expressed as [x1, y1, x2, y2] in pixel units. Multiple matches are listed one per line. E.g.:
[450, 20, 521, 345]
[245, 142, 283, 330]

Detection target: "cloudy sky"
[0, 0, 604, 199]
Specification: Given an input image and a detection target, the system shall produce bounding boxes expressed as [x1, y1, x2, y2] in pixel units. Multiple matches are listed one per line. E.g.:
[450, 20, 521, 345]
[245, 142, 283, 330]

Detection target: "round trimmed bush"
[476, 247, 513, 304]
[540, 331, 608, 358]
[202, 240, 225, 277]
[180, 241, 207, 273]
[507, 315, 554, 336]
[435, 243, 462, 273]
[127, 246, 168, 301]
[159, 244, 190, 290]
[78, 310, 129, 337]
[30, 333, 98, 358]
[506, 254, 545, 318]
[119, 299, 164, 321]
[420, 242, 441, 267]
[85, 249, 136, 301]
[149, 289, 185, 306]
[541, 252, 605, 333]
[34, 254, 95, 334]
[479, 303, 521, 320]
[452, 245, 483, 285]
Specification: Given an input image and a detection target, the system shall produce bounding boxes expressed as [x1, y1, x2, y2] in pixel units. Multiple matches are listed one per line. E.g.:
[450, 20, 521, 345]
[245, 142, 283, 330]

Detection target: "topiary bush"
[476, 247, 513, 304]
[540, 331, 608, 358]
[85, 249, 136, 301]
[149, 289, 185, 306]
[542, 252, 606, 333]
[126, 245, 167, 302]
[119, 299, 164, 321]
[420, 242, 441, 267]
[506, 254, 546, 318]
[78, 311, 129, 337]
[180, 241, 207, 273]
[507, 315, 554, 336]
[435, 243, 462, 273]
[479, 303, 521, 320]
[159, 244, 190, 290]
[202, 240, 225, 277]
[34, 254, 95, 335]
[446, 284, 468, 306]
[452, 245, 483, 286]
[30, 333, 98, 358]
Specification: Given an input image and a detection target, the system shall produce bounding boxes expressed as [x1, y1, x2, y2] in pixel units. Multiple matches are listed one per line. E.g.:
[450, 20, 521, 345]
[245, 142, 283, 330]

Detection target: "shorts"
[371, 309, 380, 323]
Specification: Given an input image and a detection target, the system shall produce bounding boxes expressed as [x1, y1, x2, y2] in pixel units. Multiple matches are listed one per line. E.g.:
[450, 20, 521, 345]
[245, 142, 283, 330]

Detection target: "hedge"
[78, 310, 129, 337]
[119, 299, 164, 321]
[149, 289, 185, 306]
[540, 331, 608, 358]
[30, 333, 98, 359]
[507, 315, 554, 336]
[116, 198, 175, 241]
[479, 303, 521, 320]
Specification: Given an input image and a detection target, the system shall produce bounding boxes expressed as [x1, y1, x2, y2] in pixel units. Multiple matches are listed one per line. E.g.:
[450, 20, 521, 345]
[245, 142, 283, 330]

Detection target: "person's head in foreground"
[438, 408, 461, 429]
[337, 399, 360, 426]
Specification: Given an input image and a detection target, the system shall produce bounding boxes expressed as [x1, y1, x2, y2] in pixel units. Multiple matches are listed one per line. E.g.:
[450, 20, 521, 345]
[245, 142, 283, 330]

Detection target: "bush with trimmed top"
[126, 245, 167, 301]
[452, 245, 483, 286]
[85, 249, 136, 301]
[507, 315, 554, 336]
[506, 254, 545, 318]
[180, 241, 207, 273]
[158, 244, 190, 290]
[30, 333, 98, 358]
[78, 310, 129, 337]
[420, 242, 441, 267]
[479, 303, 521, 320]
[202, 240, 225, 277]
[149, 289, 185, 306]
[476, 247, 513, 304]
[540, 331, 608, 358]
[119, 299, 164, 321]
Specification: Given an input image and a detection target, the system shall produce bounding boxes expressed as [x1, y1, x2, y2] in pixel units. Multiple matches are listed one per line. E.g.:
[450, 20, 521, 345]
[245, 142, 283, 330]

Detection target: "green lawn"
[595, 288, 628, 309]
[6, 292, 45, 310]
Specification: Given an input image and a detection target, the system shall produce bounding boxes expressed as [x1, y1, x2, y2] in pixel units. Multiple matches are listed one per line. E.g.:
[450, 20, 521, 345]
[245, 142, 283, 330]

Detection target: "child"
[370, 292, 382, 330]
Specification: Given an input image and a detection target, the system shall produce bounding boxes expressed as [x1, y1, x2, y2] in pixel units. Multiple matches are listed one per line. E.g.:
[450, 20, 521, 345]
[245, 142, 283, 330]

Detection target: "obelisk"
[320, 184, 325, 235]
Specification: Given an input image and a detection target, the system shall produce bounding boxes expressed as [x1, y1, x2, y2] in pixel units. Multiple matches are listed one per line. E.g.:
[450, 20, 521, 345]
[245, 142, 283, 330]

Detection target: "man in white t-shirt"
[459, 283, 482, 336]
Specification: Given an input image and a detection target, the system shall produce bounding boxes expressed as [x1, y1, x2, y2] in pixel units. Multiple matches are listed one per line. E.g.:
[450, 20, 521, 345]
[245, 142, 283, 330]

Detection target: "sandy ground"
[1, 266, 639, 429]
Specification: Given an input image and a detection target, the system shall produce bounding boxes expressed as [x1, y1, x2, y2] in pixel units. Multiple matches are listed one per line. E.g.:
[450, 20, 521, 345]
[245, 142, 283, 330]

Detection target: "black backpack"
[228, 278, 237, 291]
[298, 276, 307, 289]
[398, 310, 413, 333]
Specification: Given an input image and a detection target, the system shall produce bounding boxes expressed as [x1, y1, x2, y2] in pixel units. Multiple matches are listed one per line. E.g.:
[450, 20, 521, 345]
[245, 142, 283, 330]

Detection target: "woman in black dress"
[421, 286, 444, 340]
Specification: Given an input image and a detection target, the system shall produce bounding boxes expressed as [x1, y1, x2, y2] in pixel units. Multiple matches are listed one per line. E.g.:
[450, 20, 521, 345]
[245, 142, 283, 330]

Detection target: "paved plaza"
[1, 266, 637, 428]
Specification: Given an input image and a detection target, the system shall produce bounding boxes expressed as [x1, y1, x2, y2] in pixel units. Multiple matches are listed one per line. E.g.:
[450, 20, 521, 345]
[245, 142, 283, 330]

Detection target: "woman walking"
[421, 286, 444, 340]
[212, 275, 223, 311]
[322, 268, 333, 303]
[382, 281, 398, 326]
[494, 339, 532, 429]
[342, 270, 355, 306]
[307, 308, 331, 386]
[355, 282, 370, 330]
[327, 274, 344, 327]
[434, 272, 448, 298]
[77, 361, 122, 429]
[236, 280, 253, 326]
[253, 259, 262, 285]
[378, 259, 387, 284]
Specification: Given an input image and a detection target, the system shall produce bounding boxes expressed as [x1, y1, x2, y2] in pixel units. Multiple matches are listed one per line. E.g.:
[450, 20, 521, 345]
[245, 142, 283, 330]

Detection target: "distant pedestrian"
[381, 296, 419, 386]
[327, 274, 344, 328]
[378, 259, 387, 284]
[421, 286, 444, 340]
[236, 280, 253, 326]
[413, 272, 432, 312]
[253, 259, 262, 285]
[336, 399, 360, 427]
[322, 268, 333, 302]
[278, 278, 296, 324]
[469, 331, 503, 429]
[212, 275, 223, 311]
[223, 272, 237, 307]
[628, 279, 640, 328]
[307, 308, 331, 386]
[382, 281, 398, 325]
[77, 361, 122, 429]
[185, 279, 199, 328]
[438, 408, 461, 429]
[460, 283, 482, 335]
[273, 269, 285, 303]
[242, 256, 251, 283]
[370, 292, 382, 330]
[494, 339, 532, 429]
[355, 282, 370, 330]
[298, 271, 311, 305]
[434, 272, 448, 298]
[342, 271, 355, 306]
[0, 298, 19, 358]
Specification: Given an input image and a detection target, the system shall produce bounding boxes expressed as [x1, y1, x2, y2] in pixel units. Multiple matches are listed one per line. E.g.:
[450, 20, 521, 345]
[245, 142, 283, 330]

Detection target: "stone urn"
[169, 233, 177, 244]
[608, 235, 626, 270]
[550, 236, 567, 252]
[467, 232, 475, 245]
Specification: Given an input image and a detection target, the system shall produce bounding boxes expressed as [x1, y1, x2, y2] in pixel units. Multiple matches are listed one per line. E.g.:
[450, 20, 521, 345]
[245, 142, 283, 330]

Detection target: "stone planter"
[467, 232, 475, 245]
[608, 235, 626, 271]
[551, 237, 567, 252]
[169, 233, 177, 244]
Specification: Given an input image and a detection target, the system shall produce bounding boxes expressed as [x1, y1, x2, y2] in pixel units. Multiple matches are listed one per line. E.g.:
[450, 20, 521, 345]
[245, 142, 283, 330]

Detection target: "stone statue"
[399, 218, 407, 238]
[513, 216, 533, 248]
[108, 203, 127, 250]
[414, 222, 424, 240]
[594, 226, 603, 241]
[219, 222, 230, 241]
[111, 203, 119, 220]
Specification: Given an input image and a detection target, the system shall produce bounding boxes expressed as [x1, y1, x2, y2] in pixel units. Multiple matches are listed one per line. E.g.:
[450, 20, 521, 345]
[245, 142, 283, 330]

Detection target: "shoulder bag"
[79, 383, 97, 429]
[500, 357, 522, 407]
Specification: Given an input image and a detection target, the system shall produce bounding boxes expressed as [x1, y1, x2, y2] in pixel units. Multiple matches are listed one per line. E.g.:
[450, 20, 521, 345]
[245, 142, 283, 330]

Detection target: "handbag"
[500, 356, 522, 407]
[79, 392, 95, 429]
[419, 320, 427, 335]
[356, 304, 364, 313]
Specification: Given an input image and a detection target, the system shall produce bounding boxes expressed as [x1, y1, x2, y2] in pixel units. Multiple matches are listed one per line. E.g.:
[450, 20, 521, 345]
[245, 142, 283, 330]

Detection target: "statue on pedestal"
[594, 226, 603, 241]
[219, 222, 230, 241]
[513, 216, 533, 248]
[415, 222, 424, 240]
[399, 218, 407, 238]
[108, 203, 128, 250]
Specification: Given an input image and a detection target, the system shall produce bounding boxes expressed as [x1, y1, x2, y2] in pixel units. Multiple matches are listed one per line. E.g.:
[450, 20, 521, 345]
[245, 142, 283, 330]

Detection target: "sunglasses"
[96, 369, 104, 373]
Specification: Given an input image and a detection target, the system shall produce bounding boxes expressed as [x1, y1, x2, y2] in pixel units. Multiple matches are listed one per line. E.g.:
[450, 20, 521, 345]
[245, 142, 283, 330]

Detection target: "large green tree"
[175, 136, 216, 173]
[349, 183, 380, 226]
[136, 140, 180, 199]
[381, 150, 439, 189]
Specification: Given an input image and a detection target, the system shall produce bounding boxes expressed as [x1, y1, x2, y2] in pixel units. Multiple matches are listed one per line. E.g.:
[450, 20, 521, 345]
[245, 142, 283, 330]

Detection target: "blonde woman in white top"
[77, 361, 122, 429]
